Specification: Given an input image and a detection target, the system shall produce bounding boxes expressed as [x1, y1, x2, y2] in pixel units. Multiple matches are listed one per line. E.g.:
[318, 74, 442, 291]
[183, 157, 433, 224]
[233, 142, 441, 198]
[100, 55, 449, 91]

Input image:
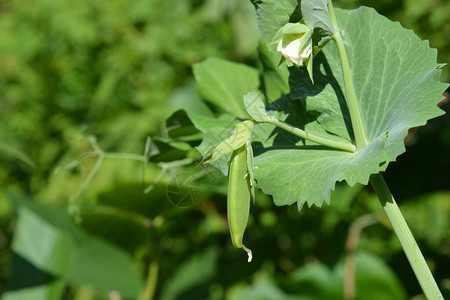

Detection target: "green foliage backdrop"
[0, 0, 448, 299]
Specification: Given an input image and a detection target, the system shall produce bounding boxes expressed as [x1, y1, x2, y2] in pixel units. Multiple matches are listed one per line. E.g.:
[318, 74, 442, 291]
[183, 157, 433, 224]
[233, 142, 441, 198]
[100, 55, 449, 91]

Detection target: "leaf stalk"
[370, 174, 443, 299]
[269, 119, 356, 152]
[328, 2, 368, 150]
[139, 261, 159, 300]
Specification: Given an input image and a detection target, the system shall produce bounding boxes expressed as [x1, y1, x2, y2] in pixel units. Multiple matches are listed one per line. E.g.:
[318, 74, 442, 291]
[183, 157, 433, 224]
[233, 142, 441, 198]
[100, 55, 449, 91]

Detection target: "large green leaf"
[6, 194, 144, 299]
[197, 5, 446, 208]
[252, 111, 386, 208]
[4, 207, 73, 300]
[250, 6, 446, 208]
[193, 57, 260, 118]
[68, 238, 143, 298]
[335, 8, 445, 160]
[11, 207, 74, 277]
[167, 79, 215, 118]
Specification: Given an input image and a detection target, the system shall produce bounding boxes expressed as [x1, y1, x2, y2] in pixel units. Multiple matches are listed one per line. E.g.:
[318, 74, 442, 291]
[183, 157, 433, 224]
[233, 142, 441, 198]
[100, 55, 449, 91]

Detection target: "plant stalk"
[139, 261, 159, 300]
[328, 3, 442, 297]
[269, 119, 355, 152]
[370, 174, 443, 299]
[328, 2, 368, 149]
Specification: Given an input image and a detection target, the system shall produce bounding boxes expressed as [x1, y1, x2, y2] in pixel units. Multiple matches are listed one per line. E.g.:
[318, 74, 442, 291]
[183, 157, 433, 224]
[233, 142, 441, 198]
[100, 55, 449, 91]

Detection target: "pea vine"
[183, 0, 447, 298]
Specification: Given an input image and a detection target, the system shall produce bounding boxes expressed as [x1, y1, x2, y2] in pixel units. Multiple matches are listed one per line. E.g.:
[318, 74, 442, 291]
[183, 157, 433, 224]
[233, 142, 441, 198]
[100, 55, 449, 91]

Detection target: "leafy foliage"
[0, 0, 449, 299]
[334, 0, 450, 81]
[0, 0, 259, 195]
[193, 58, 260, 118]
[5, 195, 143, 299]
[198, 5, 447, 208]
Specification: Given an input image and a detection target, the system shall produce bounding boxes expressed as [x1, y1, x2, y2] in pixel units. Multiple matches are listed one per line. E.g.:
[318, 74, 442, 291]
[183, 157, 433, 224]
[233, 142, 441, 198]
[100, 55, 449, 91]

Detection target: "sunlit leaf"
[4, 207, 73, 300]
[247, 6, 446, 208]
[193, 57, 260, 119]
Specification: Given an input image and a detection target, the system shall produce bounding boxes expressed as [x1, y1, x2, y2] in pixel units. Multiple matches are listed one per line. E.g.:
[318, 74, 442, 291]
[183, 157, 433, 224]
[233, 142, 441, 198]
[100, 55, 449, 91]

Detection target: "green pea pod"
[228, 145, 253, 262]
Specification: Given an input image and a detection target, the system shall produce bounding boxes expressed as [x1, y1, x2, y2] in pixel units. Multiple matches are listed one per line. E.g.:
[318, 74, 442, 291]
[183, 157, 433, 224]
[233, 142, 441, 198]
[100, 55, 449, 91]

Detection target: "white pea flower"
[272, 23, 314, 82]
[277, 34, 312, 66]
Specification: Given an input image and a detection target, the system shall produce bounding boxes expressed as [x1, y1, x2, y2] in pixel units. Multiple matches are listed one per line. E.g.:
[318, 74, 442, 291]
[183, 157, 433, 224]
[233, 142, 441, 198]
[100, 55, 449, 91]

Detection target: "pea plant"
[178, 0, 448, 298]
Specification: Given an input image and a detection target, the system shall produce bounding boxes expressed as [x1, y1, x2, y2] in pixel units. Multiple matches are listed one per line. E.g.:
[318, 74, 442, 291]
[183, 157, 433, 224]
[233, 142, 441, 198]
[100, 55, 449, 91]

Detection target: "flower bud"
[271, 23, 314, 82]
[277, 34, 312, 67]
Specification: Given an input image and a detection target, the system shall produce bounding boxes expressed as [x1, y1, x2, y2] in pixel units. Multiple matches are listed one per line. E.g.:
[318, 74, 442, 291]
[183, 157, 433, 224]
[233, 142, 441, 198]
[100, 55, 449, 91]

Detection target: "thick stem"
[370, 174, 443, 299]
[328, 3, 368, 149]
[269, 119, 355, 152]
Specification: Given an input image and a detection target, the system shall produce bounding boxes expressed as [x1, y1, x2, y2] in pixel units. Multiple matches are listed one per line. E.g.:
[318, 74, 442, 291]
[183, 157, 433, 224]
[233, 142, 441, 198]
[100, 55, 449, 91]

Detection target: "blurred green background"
[0, 0, 449, 299]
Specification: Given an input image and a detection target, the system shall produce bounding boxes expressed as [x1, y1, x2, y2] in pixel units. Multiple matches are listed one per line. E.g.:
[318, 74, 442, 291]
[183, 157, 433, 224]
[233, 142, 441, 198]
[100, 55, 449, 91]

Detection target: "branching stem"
[268, 119, 356, 152]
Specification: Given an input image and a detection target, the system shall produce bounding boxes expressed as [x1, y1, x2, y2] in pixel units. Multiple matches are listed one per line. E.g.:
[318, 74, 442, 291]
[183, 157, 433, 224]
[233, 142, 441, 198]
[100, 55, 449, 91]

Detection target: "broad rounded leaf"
[252, 7, 446, 208]
[193, 57, 260, 119]
[291, 7, 447, 162]
[194, 6, 447, 209]
[251, 95, 386, 209]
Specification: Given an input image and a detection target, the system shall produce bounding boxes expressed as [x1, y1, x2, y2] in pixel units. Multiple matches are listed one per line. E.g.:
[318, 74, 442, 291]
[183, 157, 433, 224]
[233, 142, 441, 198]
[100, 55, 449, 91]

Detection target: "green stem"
[80, 205, 152, 229]
[328, 3, 442, 297]
[269, 119, 355, 152]
[140, 261, 159, 300]
[370, 174, 443, 299]
[328, 2, 368, 149]
[103, 152, 147, 161]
